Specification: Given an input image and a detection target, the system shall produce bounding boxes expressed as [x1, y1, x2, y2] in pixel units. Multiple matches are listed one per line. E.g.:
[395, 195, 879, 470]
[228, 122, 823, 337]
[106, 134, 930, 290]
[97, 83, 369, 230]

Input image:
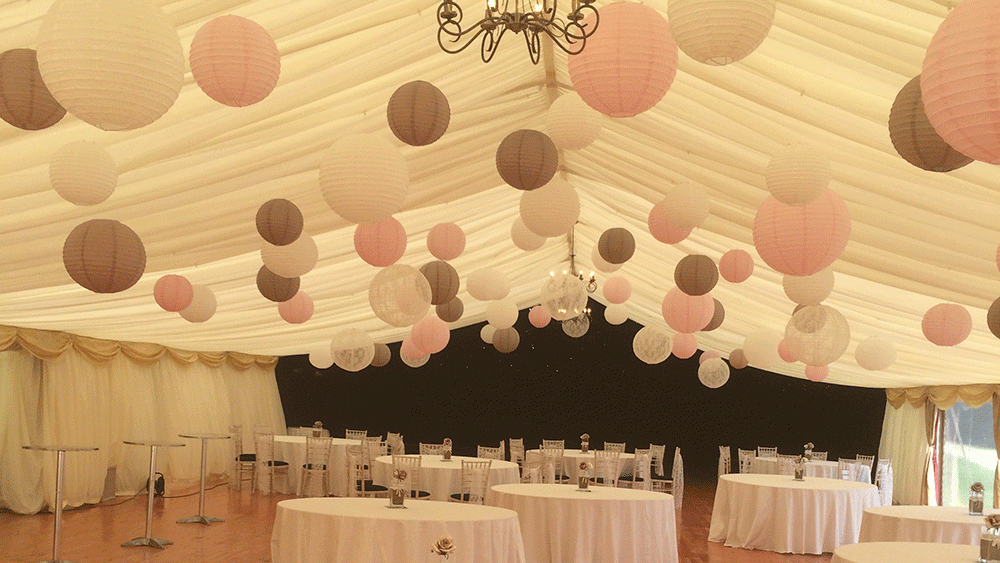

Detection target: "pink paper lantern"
[278, 290, 314, 324]
[354, 217, 407, 267]
[719, 249, 754, 283]
[752, 189, 851, 276]
[661, 287, 715, 333]
[410, 316, 450, 354]
[921, 303, 972, 346]
[672, 332, 698, 359]
[777, 339, 797, 363]
[528, 305, 551, 328]
[602, 276, 631, 304]
[921, 0, 1000, 163]
[427, 222, 466, 261]
[154, 274, 193, 312]
[648, 199, 692, 244]
[568, 2, 678, 117]
[400, 336, 426, 362]
[189, 15, 280, 107]
[805, 365, 829, 382]
[699, 350, 721, 365]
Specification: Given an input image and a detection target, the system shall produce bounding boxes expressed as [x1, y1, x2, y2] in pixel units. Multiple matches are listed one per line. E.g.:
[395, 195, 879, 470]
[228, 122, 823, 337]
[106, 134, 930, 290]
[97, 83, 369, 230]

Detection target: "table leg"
[122, 446, 173, 549]
[178, 438, 223, 524]
[36, 450, 84, 563]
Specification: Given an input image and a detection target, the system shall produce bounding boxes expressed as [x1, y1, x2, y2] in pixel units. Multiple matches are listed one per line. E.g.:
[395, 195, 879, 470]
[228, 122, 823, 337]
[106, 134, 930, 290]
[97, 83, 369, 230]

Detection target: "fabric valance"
[886, 385, 999, 410]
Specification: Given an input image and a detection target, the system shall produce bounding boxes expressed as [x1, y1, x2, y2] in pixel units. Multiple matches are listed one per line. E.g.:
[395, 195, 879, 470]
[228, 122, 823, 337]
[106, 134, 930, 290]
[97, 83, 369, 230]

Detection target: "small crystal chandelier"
[436, 0, 600, 64]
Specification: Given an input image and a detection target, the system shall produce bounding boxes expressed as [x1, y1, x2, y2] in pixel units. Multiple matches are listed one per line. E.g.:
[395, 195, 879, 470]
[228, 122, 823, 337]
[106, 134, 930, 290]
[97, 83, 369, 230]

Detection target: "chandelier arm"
[482, 25, 510, 62]
[525, 28, 542, 64]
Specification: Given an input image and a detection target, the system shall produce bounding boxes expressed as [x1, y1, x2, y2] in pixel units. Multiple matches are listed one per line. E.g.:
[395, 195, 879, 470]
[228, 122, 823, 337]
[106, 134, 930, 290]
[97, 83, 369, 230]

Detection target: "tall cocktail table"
[22, 444, 98, 563]
[122, 439, 185, 549]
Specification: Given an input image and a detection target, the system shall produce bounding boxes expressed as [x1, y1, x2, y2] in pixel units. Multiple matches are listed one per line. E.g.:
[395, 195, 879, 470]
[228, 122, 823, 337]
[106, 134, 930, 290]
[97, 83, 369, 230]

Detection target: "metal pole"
[145, 446, 157, 539]
[198, 438, 208, 516]
[52, 449, 66, 561]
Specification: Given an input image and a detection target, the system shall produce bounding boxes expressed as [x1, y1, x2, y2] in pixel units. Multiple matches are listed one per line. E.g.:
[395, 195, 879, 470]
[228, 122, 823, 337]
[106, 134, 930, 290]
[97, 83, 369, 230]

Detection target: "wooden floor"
[1, 478, 832, 563]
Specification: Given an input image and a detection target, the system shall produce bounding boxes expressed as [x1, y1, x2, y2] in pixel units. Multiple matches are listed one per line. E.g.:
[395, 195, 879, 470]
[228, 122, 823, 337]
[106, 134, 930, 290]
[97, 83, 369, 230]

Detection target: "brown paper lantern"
[728, 349, 749, 369]
[496, 130, 558, 191]
[387, 80, 450, 146]
[493, 327, 520, 353]
[420, 260, 460, 305]
[190, 15, 280, 107]
[63, 219, 146, 293]
[598, 228, 636, 265]
[674, 254, 719, 296]
[702, 298, 725, 331]
[0, 48, 65, 130]
[256, 265, 299, 302]
[370, 342, 391, 367]
[256, 199, 303, 246]
[889, 75, 972, 172]
[436, 297, 464, 323]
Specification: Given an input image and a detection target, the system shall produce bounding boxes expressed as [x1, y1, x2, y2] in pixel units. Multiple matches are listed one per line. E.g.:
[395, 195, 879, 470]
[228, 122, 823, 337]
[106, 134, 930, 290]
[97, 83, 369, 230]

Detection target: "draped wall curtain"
[0, 326, 285, 515]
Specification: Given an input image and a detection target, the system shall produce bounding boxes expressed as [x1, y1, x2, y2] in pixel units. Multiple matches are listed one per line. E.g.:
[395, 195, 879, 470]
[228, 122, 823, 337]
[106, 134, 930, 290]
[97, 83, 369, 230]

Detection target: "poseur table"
[122, 439, 185, 549]
[22, 444, 99, 563]
[177, 432, 230, 525]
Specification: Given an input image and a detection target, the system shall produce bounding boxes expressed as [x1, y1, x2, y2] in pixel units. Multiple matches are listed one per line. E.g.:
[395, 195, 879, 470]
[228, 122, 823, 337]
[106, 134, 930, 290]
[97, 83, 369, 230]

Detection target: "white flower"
[431, 535, 455, 558]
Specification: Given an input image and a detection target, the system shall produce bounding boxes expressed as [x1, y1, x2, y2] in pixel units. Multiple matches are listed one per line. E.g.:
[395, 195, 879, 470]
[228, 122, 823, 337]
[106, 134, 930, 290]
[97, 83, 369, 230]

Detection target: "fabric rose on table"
[973, 482, 986, 494]
[986, 514, 1000, 529]
[431, 534, 455, 559]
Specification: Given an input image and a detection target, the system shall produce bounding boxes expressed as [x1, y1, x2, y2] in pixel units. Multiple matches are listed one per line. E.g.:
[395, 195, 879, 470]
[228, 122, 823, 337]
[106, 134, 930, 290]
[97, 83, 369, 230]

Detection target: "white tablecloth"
[831, 541, 979, 563]
[709, 473, 881, 554]
[372, 455, 520, 501]
[859, 505, 992, 545]
[525, 449, 636, 481]
[273, 435, 361, 497]
[271, 497, 525, 563]
[752, 458, 872, 482]
[487, 483, 679, 563]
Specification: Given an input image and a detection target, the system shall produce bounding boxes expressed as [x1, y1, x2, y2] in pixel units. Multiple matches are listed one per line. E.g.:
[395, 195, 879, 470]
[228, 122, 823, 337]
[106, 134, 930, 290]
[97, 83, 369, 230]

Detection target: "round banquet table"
[486, 483, 679, 563]
[270, 497, 525, 563]
[372, 455, 520, 501]
[273, 435, 360, 497]
[525, 449, 636, 482]
[831, 541, 979, 563]
[752, 458, 871, 482]
[708, 473, 880, 554]
[859, 505, 992, 544]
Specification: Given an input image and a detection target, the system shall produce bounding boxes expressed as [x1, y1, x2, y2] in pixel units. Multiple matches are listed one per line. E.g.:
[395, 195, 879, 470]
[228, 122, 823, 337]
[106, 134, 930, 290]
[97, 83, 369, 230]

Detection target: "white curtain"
[0, 343, 284, 515]
[879, 401, 932, 505]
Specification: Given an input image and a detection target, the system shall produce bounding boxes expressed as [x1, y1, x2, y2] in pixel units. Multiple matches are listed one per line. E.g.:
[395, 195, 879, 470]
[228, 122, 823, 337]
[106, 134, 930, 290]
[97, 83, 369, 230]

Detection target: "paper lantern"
[752, 189, 851, 277]
[493, 327, 520, 353]
[661, 184, 710, 230]
[783, 269, 835, 306]
[648, 199, 693, 244]
[387, 80, 449, 146]
[529, 305, 551, 328]
[784, 305, 850, 366]
[370, 343, 391, 367]
[427, 223, 465, 261]
[921, 303, 972, 346]
[702, 298, 725, 332]
[778, 339, 797, 363]
[546, 92, 602, 150]
[368, 264, 432, 327]
[256, 265, 299, 302]
[256, 199, 303, 246]
[989, 298, 1000, 340]
[179, 284, 217, 323]
[805, 365, 829, 382]
[411, 316, 450, 354]
[674, 254, 719, 296]
[486, 299, 518, 329]
[855, 336, 896, 371]
[699, 350, 721, 365]
[278, 291, 313, 324]
[661, 287, 714, 333]
[921, 0, 1000, 163]
[354, 217, 406, 267]
[319, 134, 408, 224]
[261, 233, 317, 278]
[37, 0, 184, 130]
[633, 326, 671, 364]
[420, 260, 460, 305]
[605, 303, 629, 325]
[401, 349, 430, 368]
[0, 48, 65, 130]
[400, 336, 426, 362]
[511, 217, 546, 251]
[467, 268, 510, 301]
[668, 0, 776, 65]
[764, 143, 831, 206]
[540, 273, 588, 321]
[597, 228, 635, 264]
[190, 15, 280, 107]
[562, 314, 591, 338]
[592, 245, 623, 273]
[331, 328, 375, 372]
[728, 349, 749, 369]
[436, 297, 464, 323]
[496, 130, 558, 191]
[154, 274, 193, 312]
[309, 346, 334, 369]
[568, 2, 678, 117]
[603, 276, 631, 304]
[480, 324, 496, 344]
[519, 177, 580, 238]
[49, 141, 117, 206]
[889, 75, 972, 172]
[743, 328, 782, 369]
[63, 219, 146, 293]
[672, 333, 698, 359]
[698, 357, 731, 388]
[719, 249, 754, 283]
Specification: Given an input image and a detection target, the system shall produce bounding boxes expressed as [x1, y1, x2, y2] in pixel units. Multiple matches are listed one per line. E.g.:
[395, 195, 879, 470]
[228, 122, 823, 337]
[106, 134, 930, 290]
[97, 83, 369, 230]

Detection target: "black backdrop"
[275, 302, 886, 482]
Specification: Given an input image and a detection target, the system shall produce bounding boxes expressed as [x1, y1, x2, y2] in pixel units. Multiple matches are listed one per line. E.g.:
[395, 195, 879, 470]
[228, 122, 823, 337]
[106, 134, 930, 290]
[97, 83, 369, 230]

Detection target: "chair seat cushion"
[450, 492, 479, 502]
[357, 480, 388, 493]
[266, 460, 289, 467]
[410, 489, 431, 498]
[303, 463, 327, 470]
[237, 453, 256, 462]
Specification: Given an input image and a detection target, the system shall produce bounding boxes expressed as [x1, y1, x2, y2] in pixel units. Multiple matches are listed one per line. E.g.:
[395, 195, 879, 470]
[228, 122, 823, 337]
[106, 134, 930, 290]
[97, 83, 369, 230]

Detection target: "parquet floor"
[1, 477, 833, 563]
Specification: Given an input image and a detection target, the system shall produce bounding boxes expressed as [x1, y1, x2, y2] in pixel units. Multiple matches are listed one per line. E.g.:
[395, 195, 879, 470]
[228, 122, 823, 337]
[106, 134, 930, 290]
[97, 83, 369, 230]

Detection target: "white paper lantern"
[480, 324, 496, 344]
[668, 0, 776, 65]
[539, 273, 588, 321]
[562, 314, 591, 338]
[661, 183, 710, 230]
[519, 177, 580, 238]
[467, 268, 510, 301]
[330, 328, 375, 372]
[633, 326, 672, 364]
[319, 134, 408, 224]
[855, 336, 897, 371]
[37, 0, 184, 130]
[592, 245, 623, 274]
[179, 284, 217, 323]
[605, 303, 629, 325]
[545, 92, 603, 150]
[50, 141, 116, 205]
[401, 349, 430, 368]
[511, 217, 546, 251]
[368, 264, 432, 327]
[261, 233, 318, 278]
[486, 299, 519, 329]
[308, 345, 334, 369]
[743, 328, 782, 369]
[765, 143, 831, 206]
[698, 357, 731, 388]
[782, 269, 835, 305]
[784, 305, 850, 367]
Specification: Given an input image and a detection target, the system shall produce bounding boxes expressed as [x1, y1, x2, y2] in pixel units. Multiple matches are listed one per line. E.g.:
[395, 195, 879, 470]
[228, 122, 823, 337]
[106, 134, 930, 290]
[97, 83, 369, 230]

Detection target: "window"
[941, 400, 994, 507]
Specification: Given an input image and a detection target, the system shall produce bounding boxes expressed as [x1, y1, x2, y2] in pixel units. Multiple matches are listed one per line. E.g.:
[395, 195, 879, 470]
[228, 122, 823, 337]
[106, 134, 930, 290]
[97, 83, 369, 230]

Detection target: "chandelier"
[436, 0, 600, 64]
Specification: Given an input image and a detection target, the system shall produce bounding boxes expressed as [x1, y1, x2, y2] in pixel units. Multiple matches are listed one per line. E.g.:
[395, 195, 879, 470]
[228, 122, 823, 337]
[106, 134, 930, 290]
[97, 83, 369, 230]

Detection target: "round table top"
[528, 448, 636, 459]
[376, 454, 519, 470]
[865, 504, 995, 525]
[491, 482, 669, 501]
[720, 472, 876, 491]
[22, 444, 98, 452]
[832, 541, 978, 563]
[178, 432, 231, 440]
[277, 497, 519, 523]
[123, 440, 185, 448]
[274, 435, 361, 445]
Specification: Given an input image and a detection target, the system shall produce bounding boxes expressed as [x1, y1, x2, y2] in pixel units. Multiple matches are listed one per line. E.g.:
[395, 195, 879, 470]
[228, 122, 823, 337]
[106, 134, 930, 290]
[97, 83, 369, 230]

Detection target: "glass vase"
[981, 528, 1000, 563]
[793, 466, 805, 481]
[971, 491, 985, 515]
[577, 474, 590, 491]
[389, 486, 406, 508]
[581, 442, 589, 454]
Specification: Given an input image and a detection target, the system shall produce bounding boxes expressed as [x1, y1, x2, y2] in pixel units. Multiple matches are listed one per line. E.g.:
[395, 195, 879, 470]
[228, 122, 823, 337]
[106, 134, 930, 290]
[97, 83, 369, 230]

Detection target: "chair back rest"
[392, 454, 423, 495]
[305, 435, 332, 468]
[540, 447, 563, 483]
[419, 442, 446, 455]
[521, 451, 542, 483]
[345, 445, 365, 497]
[592, 449, 622, 486]
[541, 439, 565, 450]
[810, 451, 828, 461]
[460, 459, 492, 503]
[509, 438, 525, 463]
[346, 429, 368, 440]
[477, 445, 504, 460]
[386, 432, 405, 455]
[838, 458, 862, 481]
[718, 446, 731, 476]
[604, 442, 626, 453]
[254, 430, 275, 463]
[738, 449, 756, 474]
[776, 454, 796, 475]
[671, 447, 685, 508]
[757, 446, 777, 458]
[875, 459, 893, 506]
[856, 454, 875, 472]
[632, 448, 652, 490]
[649, 444, 666, 476]
[230, 425, 244, 457]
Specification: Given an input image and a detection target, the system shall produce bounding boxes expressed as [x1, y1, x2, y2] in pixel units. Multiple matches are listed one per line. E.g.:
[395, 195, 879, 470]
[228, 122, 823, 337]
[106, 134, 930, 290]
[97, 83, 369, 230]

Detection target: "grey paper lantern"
[436, 297, 464, 323]
[387, 80, 450, 146]
[370, 343, 391, 367]
[63, 219, 146, 293]
[496, 129, 558, 191]
[493, 327, 520, 353]
[889, 75, 972, 172]
[256, 199, 303, 246]
[674, 254, 719, 296]
[0, 48, 65, 130]
[420, 260, 460, 305]
[598, 228, 636, 265]
[256, 265, 299, 302]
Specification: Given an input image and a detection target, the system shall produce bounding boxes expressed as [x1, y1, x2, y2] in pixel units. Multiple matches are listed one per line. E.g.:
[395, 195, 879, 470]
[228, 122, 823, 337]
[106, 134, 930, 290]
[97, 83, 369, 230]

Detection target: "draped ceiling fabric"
[0, 0, 997, 389]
